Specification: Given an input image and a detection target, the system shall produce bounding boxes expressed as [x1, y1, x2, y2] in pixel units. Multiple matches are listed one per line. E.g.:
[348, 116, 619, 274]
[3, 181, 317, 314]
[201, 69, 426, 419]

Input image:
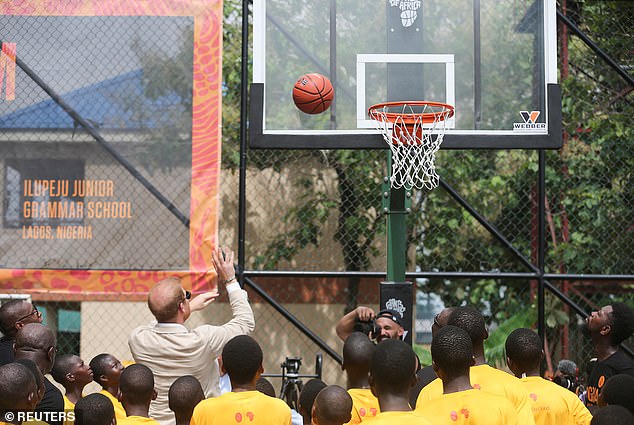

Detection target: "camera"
[553, 359, 583, 395]
[354, 319, 380, 340]
[281, 357, 302, 376]
[553, 374, 579, 392]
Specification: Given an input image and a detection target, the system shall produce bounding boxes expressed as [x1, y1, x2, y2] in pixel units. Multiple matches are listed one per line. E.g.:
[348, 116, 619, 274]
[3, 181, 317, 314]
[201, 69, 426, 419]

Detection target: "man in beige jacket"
[129, 247, 255, 425]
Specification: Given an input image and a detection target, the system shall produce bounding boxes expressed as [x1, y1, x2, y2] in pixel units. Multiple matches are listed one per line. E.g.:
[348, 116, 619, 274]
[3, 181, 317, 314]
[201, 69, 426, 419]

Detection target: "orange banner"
[0, 0, 222, 294]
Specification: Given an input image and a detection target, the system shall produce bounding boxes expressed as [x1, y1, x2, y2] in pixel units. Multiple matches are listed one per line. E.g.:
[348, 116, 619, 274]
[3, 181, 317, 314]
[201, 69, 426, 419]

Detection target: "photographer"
[335, 306, 404, 343]
[553, 359, 583, 395]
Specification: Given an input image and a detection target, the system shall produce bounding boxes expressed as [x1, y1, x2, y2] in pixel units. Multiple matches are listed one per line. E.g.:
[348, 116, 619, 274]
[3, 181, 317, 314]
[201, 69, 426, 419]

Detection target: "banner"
[0, 1, 222, 293]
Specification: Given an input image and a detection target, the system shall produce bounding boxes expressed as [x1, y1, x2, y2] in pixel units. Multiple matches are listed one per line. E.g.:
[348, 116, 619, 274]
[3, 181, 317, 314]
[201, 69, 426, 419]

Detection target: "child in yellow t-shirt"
[417, 307, 534, 425]
[505, 328, 592, 425]
[191, 335, 292, 425]
[416, 325, 518, 425]
[168, 375, 205, 425]
[51, 354, 94, 425]
[312, 385, 353, 425]
[74, 393, 116, 425]
[341, 332, 380, 424]
[117, 364, 160, 425]
[89, 353, 127, 422]
[365, 339, 433, 425]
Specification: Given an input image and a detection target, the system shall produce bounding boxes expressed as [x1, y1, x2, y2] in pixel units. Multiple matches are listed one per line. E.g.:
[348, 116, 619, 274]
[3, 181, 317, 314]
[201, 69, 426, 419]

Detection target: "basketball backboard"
[250, 0, 561, 149]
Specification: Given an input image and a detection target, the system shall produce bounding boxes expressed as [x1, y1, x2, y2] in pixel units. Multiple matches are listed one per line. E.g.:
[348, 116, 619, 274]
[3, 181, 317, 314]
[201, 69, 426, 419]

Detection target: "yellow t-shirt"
[346, 388, 380, 424]
[360, 410, 432, 424]
[99, 389, 127, 422]
[416, 364, 535, 425]
[191, 390, 292, 425]
[416, 388, 518, 425]
[117, 416, 161, 425]
[63, 395, 75, 425]
[520, 376, 592, 425]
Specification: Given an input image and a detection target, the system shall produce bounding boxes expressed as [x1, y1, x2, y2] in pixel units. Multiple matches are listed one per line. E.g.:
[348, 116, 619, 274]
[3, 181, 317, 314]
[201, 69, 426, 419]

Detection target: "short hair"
[505, 328, 542, 371]
[342, 332, 375, 374]
[600, 374, 634, 414]
[119, 363, 155, 405]
[255, 377, 276, 398]
[169, 375, 204, 420]
[608, 302, 634, 345]
[0, 362, 36, 409]
[370, 339, 417, 394]
[447, 306, 487, 345]
[0, 299, 27, 335]
[434, 307, 456, 328]
[432, 325, 473, 376]
[222, 335, 263, 385]
[14, 323, 56, 352]
[75, 393, 115, 425]
[51, 354, 77, 385]
[89, 353, 116, 387]
[591, 405, 634, 425]
[312, 385, 352, 425]
[148, 278, 183, 322]
[298, 378, 327, 420]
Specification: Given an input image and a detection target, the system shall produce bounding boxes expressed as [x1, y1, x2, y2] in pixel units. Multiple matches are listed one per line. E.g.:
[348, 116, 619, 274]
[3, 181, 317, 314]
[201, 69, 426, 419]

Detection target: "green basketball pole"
[381, 153, 413, 344]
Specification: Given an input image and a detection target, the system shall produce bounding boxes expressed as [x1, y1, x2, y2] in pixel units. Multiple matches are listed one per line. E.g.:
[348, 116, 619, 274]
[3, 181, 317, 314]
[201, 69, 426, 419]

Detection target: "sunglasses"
[17, 306, 41, 323]
[182, 290, 191, 302]
[433, 313, 441, 328]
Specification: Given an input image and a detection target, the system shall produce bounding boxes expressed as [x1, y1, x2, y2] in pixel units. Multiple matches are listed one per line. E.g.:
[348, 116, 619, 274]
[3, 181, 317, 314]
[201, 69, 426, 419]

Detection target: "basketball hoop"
[368, 101, 454, 190]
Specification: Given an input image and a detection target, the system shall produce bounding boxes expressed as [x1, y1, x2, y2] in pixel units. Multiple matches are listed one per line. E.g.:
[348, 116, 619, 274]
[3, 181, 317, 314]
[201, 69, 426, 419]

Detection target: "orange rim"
[368, 101, 455, 124]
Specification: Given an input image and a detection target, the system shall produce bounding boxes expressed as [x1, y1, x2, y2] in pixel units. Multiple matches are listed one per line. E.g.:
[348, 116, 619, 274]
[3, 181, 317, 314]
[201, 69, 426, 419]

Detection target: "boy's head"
[89, 354, 124, 389]
[590, 405, 634, 425]
[75, 393, 116, 425]
[169, 375, 205, 423]
[598, 374, 634, 414]
[311, 385, 352, 425]
[369, 339, 417, 398]
[431, 325, 474, 380]
[255, 377, 276, 398]
[342, 332, 375, 377]
[298, 378, 327, 424]
[0, 362, 39, 411]
[504, 328, 543, 376]
[221, 335, 263, 386]
[51, 354, 94, 390]
[119, 363, 157, 410]
[447, 306, 488, 346]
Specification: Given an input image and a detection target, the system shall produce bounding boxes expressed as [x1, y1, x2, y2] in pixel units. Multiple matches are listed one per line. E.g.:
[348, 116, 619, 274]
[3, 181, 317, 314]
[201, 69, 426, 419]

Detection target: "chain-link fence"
[0, 0, 632, 397]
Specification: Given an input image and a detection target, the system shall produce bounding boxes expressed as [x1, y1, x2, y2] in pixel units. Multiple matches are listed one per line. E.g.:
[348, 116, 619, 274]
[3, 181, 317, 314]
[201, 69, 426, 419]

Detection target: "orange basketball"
[292, 73, 334, 114]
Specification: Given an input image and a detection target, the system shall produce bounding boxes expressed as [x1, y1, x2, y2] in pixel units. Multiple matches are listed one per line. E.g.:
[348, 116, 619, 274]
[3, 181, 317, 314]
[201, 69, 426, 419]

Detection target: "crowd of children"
[1, 284, 633, 425]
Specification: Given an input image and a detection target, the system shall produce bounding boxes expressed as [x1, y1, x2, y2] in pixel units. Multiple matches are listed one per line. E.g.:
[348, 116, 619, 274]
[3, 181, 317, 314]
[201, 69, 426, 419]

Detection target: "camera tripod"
[262, 353, 323, 411]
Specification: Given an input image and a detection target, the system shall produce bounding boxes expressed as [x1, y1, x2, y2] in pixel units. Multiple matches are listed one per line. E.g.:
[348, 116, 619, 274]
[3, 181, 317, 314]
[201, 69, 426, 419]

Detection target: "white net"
[370, 103, 453, 190]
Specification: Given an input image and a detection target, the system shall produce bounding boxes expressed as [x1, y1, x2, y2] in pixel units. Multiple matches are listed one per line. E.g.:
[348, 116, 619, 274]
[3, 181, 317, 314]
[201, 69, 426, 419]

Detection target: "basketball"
[292, 73, 334, 114]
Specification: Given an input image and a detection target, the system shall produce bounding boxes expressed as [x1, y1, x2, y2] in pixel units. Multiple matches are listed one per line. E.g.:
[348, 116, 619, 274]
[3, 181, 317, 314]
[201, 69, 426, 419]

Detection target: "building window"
[3, 158, 85, 228]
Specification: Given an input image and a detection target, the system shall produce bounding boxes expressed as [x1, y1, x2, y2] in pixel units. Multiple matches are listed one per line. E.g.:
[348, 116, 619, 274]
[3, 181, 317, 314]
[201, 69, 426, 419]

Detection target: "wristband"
[223, 277, 237, 285]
